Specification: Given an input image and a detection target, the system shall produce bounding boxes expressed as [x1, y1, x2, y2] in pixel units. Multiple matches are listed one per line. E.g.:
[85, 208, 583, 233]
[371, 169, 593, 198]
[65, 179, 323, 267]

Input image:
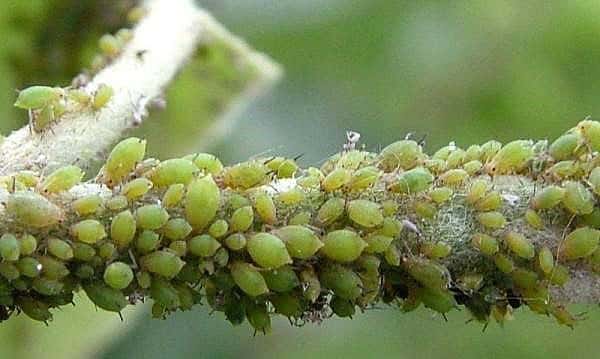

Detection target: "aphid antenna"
[128, 249, 139, 268]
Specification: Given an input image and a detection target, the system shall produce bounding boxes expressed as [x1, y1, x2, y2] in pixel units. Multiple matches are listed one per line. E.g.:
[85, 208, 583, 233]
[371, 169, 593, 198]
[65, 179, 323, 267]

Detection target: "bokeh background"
[1, 0, 600, 358]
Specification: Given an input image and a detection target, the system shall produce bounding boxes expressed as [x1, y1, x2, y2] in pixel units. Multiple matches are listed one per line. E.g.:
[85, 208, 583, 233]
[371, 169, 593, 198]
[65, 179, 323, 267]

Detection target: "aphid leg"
[128, 249, 138, 269]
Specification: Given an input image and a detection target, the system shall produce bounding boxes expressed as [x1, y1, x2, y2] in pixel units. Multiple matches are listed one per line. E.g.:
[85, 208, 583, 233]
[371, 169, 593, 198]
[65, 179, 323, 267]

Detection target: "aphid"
[162, 218, 192, 241]
[330, 296, 356, 318]
[14, 171, 39, 188]
[115, 28, 133, 44]
[262, 265, 300, 293]
[511, 268, 539, 289]
[103, 137, 146, 187]
[214, 247, 229, 267]
[378, 140, 424, 171]
[72, 195, 103, 215]
[446, 148, 466, 169]
[424, 159, 446, 174]
[92, 84, 114, 110]
[183, 153, 224, 175]
[39, 165, 84, 193]
[16, 297, 52, 322]
[549, 133, 582, 161]
[162, 183, 185, 208]
[562, 181, 594, 215]
[549, 264, 570, 286]
[253, 192, 276, 225]
[479, 140, 503, 163]
[561, 226, 600, 260]
[38, 256, 69, 279]
[421, 242, 452, 259]
[347, 199, 384, 228]
[6, 191, 63, 228]
[104, 262, 134, 290]
[270, 292, 304, 318]
[185, 175, 220, 230]
[246, 301, 272, 335]
[297, 167, 324, 188]
[439, 168, 469, 187]
[276, 159, 299, 178]
[486, 140, 533, 175]
[320, 229, 367, 263]
[136, 204, 169, 230]
[98, 34, 120, 57]
[272, 225, 323, 259]
[504, 231, 535, 259]
[317, 197, 345, 225]
[208, 219, 229, 239]
[588, 167, 600, 195]
[538, 246, 554, 275]
[169, 240, 187, 257]
[135, 230, 161, 254]
[455, 273, 484, 294]
[477, 211, 506, 229]
[121, 177, 153, 200]
[67, 88, 92, 106]
[389, 167, 434, 194]
[188, 234, 221, 257]
[524, 209, 544, 230]
[223, 161, 269, 189]
[106, 195, 129, 211]
[0, 262, 20, 280]
[0, 234, 20, 261]
[320, 264, 363, 300]
[347, 166, 380, 191]
[75, 264, 95, 279]
[471, 233, 499, 256]
[417, 287, 458, 315]
[224, 233, 247, 251]
[16, 257, 42, 278]
[531, 185, 565, 210]
[463, 160, 483, 175]
[404, 257, 451, 291]
[321, 168, 352, 192]
[136, 271, 152, 289]
[110, 210, 137, 248]
[247, 232, 292, 269]
[19, 234, 37, 256]
[72, 242, 96, 261]
[14, 86, 63, 110]
[47, 237, 73, 260]
[381, 200, 399, 217]
[148, 158, 197, 187]
[150, 277, 181, 313]
[141, 250, 185, 278]
[466, 179, 490, 204]
[230, 261, 269, 297]
[364, 233, 393, 254]
[577, 119, 600, 151]
[71, 219, 107, 244]
[474, 191, 502, 212]
[276, 188, 305, 205]
[83, 282, 128, 313]
[413, 201, 437, 219]
[98, 242, 117, 260]
[288, 211, 312, 225]
[547, 160, 579, 180]
[227, 206, 254, 233]
[465, 144, 483, 162]
[550, 305, 578, 329]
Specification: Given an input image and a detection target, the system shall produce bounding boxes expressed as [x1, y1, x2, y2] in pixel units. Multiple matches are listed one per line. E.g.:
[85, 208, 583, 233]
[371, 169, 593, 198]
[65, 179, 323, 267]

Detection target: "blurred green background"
[1, 0, 600, 358]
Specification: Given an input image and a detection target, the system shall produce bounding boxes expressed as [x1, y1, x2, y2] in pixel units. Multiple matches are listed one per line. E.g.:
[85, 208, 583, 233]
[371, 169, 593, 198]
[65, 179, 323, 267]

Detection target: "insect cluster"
[0, 120, 599, 332]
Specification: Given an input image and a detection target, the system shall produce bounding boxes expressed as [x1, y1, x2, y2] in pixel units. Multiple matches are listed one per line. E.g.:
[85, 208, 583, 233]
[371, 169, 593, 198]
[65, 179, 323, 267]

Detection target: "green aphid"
[381, 200, 400, 216]
[548, 160, 579, 180]
[422, 242, 452, 259]
[141, 250, 185, 278]
[413, 201, 437, 219]
[465, 145, 483, 162]
[577, 119, 600, 151]
[486, 140, 533, 175]
[277, 159, 299, 178]
[439, 168, 469, 187]
[11, 278, 28, 291]
[224, 233, 247, 251]
[511, 268, 539, 289]
[389, 167, 433, 194]
[446, 148, 466, 168]
[38, 256, 69, 279]
[347, 199, 384, 228]
[17, 257, 41, 278]
[173, 282, 196, 311]
[271, 293, 305, 318]
[32, 104, 56, 132]
[347, 166, 380, 191]
[14, 171, 39, 188]
[418, 287, 457, 314]
[272, 225, 323, 259]
[276, 188, 305, 205]
[162, 183, 185, 208]
[475, 191, 503, 211]
[40, 165, 84, 193]
[433, 144, 454, 161]
[106, 195, 129, 211]
[136, 271, 152, 289]
[230, 206, 254, 232]
[185, 175, 220, 230]
[317, 197, 345, 225]
[299, 267, 321, 303]
[404, 257, 451, 291]
[169, 240, 187, 257]
[480, 140, 502, 162]
[0, 262, 20, 280]
[549, 264, 570, 286]
[493, 253, 514, 274]
[103, 262, 133, 290]
[549, 133, 582, 161]
[254, 192, 277, 225]
[92, 84, 114, 110]
[72, 195, 103, 216]
[115, 28, 133, 44]
[19, 234, 37, 256]
[188, 234, 221, 257]
[288, 211, 312, 225]
[98, 34, 120, 57]
[538, 246, 554, 275]
[384, 244, 401, 266]
[149, 158, 197, 187]
[67, 88, 92, 106]
[230, 261, 269, 297]
[297, 167, 324, 188]
[561, 226, 600, 260]
[262, 265, 300, 292]
[0, 234, 20, 261]
[471, 233, 499, 256]
[466, 179, 490, 204]
[103, 137, 146, 187]
[588, 167, 600, 195]
[378, 140, 424, 171]
[504, 231, 535, 259]
[6, 191, 63, 228]
[321, 229, 367, 263]
[14, 86, 63, 110]
[75, 264, 95, 279]
[524, 209, 544, 230]
[320, 264, 363, 300]
[228, 193, 251, 210]
[72, 242, 96, 261]
[83, 282, 128, 312]
[455, 273, 484, 294]
[98, 242, 117, 260]
[16, 297, 52, 322]
[208, 219, 229, 238]
[71, 219, 106, 243]
[550, 305, 578, 329]
[477, 211, 506, 229]
[247, 232, 292, 269]
[463, 160, 483, 175]
[47, 238, 73, 260]
[32, 277, 64, 296]
[364, 233, 394, 254]
[121, 177, 153, 200]
[136, 230, 161, 254]
[183, 153, 224, 175]
[531, 185, 565, 210]
[331, 296, 356, 318]
[223, 161, 268, 189]
[424, 159, 447, 174]
[162, 218, 192, 241]
[136, 204, 169, 230]
[111, 210, 137, 248]
[246, 301, 272, 335]
[321, 168, 352, 192]
[562, 181, 594, 215]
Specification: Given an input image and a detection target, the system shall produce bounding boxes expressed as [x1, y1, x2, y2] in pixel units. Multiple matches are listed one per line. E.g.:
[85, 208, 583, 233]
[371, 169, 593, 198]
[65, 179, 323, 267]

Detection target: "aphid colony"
[1, 120, 600, 332]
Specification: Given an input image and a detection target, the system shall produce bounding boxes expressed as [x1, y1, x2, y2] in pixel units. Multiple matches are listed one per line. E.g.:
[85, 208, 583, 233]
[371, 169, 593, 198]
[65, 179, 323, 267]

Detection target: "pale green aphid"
[110, 210, 137, 248]
[317, 197, 345, 225]
[347, 199, 383, 228]
[14, 86, 63, 110]
[162, 218, 192, 241]
[214, 247, 229, 267]
[588, 167, 600, 195]
[98, 34, 120, 57]
[141, 250, 185, 278]
[208, 219, 229, 238]
[347, 166, 380, 191]
[15, 171, 39, 188]
[531, 185, 565, 210]
[121, 177, 153, 200]
[504, 231, 535, 259]
[67, 88, 92, 106]
[538, 246, 554, 275]
[474, 191, 502, 211]
[223, 161, 268, 189]
[183, 153, 224, 175]
[384, 244, 401, 266]
[17, 257, 42, 278]
[188, 234, 221, 257]
[414, 201, 437, 219]
[321, 168, 352, 192]
[577, 119, 600, 151]
[103, 137, 146, 186]
[418, 287, 458, 315]
[274, 158, 299, 178]
[32, 105, 56, 132]
[549, 264, 570, 286]
[254, 192, 277, 225]
[549, 132, 582, 161]
[562, 181, 594, 215]
[92, 84, 114, 110]
[424, 158, 446, 174]
[136, 204, 169, 230]
[38, 255, 69, 279]
[465, 144, 483, 162]
[83, 282, 128, 313]
[439, 168, 469, 186]
[561, 226, 600, 260]
[455, 273, 484, 294]
[320, 264, 362, 300]
[230, 261, 269, 297]
[548, 160, 579, 180]
[247, 232, 292, 269]
[276, 187, 305, 205]
[493, 253, 515, 274]
[466, 179, 490, 204]
[320, 229, 367, 263]
[511, 268, 539, 289]
[471, 233, 499, 256]
[486, 140, 534, 175]
[136, 271, 152, 289]
[271, 293, 304, 318]
[224, 233, 247, 251]
[479, 140, 502, 162]
[446, 148, 466, 168]
[288, 211, 312, 225]
[404, 257, 451, 291]
[72, 242, 96, 261]
[136, 230, 161, 254]
[524, 209, 544, 230]
[230, 206, 254, 232]
[185, 175, 220, 230]
[47, 237, 73, 260]
[378, 140, 424, 171]
[148, 158, 197, 187]
[389, 167, 433, 194]
[262, 265, 300, 293]
[71, 219, 107, 243]
[32, 277, 64, 296]
[463, 160, 483, 175]
[115, 28, 133, 44]
[150, 277, 180, 310]
[0, 262, 20, 280]
[98, 242, 117, 260]
[16, 297, 53, 322]
[477, 211, 506, 229]
[0, 234, 20, 261]
[364, 233, 393, 254]
[272, 225, 323, 259]
[381, 200, 399, 216]
[104, 262, 134, 290]
[421, 242, 452, 259]
[72, 194, 103, 215]
[6, 191, 63, 228]
[162, 183, 185, 208]
[106, 195, 129, 211]
[299, 268, 321, 303]
[169, 240, 187, 257]
[19, 234, 38, 256]
[40, 165, 84, 193]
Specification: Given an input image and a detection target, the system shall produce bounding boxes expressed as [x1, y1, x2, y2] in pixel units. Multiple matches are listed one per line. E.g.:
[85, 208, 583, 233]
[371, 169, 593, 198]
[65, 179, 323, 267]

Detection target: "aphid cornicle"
[6, 191, 63, 228]
[185, 175, 220, 230]
[230, 261, 269, 297]
[148, 158, 197, 187]
[103, 137, 147, 187]
[40, 165, 84, 193]
[247, 233, 292, 269]
[272, 225, 323, 259]
[141, 250, 185, 278]
[389, 167, 433, 194]
[104, 262, 134, 290]
[347, 200, 384, 228]
[321, 229, 367, 263]
[561, 226, 600, 260]
[111, 210, 137, 248]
